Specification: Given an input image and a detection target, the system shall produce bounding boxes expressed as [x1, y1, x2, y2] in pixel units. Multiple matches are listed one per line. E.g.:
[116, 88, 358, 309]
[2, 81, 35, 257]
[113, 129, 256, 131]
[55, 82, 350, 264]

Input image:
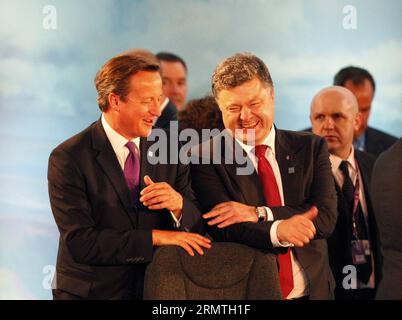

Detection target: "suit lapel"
[217, 131, 267, 205]
[218, 129, 307, 206]
[355, 151, 380, 272]
[92, 120, 137, 218]
[225, 160, 265, 205]
[275, 129, 305, 205]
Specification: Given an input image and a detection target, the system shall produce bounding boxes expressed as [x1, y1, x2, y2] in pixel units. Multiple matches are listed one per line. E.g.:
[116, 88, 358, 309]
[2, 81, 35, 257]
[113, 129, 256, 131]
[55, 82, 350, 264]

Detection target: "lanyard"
[351, 163, 361, 239]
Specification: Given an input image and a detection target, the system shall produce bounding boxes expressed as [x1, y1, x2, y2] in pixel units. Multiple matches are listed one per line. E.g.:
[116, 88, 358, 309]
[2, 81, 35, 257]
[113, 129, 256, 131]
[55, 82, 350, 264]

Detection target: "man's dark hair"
[333, 66, 376, 93]
[211, 53, 273, 98]
[178, 95, 224, 133]
[156, 52, 187, 72]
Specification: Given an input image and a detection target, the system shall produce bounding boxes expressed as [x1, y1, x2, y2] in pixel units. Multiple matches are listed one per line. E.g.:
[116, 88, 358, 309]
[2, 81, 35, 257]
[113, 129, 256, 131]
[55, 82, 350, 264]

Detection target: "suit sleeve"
[173, 156, 206, 235]
[191, 162, 277, 251]
[270, 137, 338, 239]
[48, 148, 154, 266]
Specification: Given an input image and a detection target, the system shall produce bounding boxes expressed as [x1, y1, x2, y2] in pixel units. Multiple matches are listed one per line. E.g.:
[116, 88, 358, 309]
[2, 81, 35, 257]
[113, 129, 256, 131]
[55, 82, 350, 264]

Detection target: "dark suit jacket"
[155, 99, 177, 129]
[190, 129, 338, 299]
[327, 150, 382, 298]
[364, 127, 397, 158]
[371, 138, 402, 299]
[48, 119, 203, 300]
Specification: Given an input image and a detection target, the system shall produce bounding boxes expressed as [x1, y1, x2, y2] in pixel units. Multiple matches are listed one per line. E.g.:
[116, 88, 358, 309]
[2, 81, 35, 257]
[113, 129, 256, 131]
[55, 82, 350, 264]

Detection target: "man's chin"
[144, 128, 153, 137]
[172, 99, 184, 109]
[327, 143, 340, 153]
[137, 126, 153, 138]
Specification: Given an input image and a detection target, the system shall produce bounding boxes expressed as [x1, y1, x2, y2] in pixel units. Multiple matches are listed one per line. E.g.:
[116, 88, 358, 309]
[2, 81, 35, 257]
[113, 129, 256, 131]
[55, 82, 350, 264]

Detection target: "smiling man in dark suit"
[310, 86, 381, 300]
[47, 51, 210, 300]
[191, 53, 337, 300]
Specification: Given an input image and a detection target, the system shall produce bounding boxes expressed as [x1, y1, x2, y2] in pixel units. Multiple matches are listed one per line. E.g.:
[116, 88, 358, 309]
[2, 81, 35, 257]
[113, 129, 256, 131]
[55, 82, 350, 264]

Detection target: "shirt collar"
[101, 113, 140, 153]
[235, 125, 276, 156]
[153, 97, 170, 125]
[329, 146, 356, 175]
[160, 97, 169, 112]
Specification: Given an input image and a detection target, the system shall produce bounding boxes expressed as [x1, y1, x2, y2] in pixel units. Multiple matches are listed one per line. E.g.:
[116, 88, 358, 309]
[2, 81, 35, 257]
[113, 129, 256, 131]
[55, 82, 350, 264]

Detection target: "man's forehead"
[129, 72, 162, 92]
[160, 61, 186, 74]
[221, 79, 269, 98]
[313, 95, 351, 111]
[130, 71, 161, 83]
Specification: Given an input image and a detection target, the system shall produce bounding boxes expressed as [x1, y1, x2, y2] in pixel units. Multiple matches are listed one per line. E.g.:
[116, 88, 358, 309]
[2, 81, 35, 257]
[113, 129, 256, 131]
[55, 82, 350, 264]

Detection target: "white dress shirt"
[235, 126, 309, 299]
[329, 147, 375, 289]
[153, 97, 170, 125]
[101, 114, 181, 227]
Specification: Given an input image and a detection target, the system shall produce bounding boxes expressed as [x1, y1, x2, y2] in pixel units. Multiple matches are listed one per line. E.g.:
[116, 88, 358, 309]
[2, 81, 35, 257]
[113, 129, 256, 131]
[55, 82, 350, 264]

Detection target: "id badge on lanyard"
[350, 164, 370, 265]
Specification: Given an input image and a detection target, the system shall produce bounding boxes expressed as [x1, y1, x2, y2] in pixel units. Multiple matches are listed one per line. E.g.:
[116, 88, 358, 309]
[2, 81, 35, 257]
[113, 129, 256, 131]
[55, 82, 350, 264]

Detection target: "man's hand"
[140, 175, 183, 219]
[276, 206, 318, 247]
[203, 201, 258, 228]
[152, 230, 212, 256]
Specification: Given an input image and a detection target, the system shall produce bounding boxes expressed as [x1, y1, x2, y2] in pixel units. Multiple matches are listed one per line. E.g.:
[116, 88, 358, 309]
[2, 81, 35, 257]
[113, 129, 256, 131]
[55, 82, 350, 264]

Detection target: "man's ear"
[354, 111, 363, 135]
[214, 95, 224, 112]
[108, 92, 120, 112]
[269, 86, 275, 100]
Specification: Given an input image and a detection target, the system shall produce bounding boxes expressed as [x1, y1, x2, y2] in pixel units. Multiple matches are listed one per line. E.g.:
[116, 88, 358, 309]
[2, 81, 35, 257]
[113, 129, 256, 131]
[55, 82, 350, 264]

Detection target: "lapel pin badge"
[288, 167, 295, 174]
[286, 155, 290, 160]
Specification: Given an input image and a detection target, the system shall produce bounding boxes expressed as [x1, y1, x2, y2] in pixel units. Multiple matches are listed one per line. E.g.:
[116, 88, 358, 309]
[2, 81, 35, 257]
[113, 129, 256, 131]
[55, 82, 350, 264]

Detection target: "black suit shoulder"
[367, 126, 398, 144]
[366, 126, 398, 157]
[155, 100, 177, 129]
[354, 150, 376, 198]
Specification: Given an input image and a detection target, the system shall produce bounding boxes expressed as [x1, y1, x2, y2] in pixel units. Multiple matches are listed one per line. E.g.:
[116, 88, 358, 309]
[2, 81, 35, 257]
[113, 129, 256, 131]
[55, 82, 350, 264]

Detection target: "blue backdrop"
[0, 0, 401, 299]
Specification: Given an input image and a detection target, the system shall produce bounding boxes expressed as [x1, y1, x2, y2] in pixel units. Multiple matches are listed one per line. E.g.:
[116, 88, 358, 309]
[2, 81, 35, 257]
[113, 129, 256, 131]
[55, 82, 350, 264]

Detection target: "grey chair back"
[144, 242, 282, 300]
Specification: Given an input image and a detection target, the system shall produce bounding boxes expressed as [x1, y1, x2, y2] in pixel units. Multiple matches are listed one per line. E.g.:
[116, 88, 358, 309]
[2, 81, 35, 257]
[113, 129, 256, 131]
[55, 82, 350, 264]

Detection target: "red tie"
[255, 145, 294, 299]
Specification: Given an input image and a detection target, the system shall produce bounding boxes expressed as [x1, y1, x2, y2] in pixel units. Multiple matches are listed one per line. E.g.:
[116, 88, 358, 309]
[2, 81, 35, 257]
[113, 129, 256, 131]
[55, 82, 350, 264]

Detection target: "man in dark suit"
[333, 66, 397, 157]
[191, 53, 338, 300]
[371, 137, 402, 299]
[310, 86, 381, 300]
[47, 51, 210, 300]
[156, 52, 188, 111]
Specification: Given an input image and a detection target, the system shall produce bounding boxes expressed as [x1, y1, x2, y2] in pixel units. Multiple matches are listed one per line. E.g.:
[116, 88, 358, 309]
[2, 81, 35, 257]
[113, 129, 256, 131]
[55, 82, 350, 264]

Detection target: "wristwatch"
[255, 206, 267, 222]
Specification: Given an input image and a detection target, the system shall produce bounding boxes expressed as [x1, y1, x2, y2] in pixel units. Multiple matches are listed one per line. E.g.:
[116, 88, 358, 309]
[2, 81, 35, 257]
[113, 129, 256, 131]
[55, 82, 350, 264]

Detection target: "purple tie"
[124, 141, 140, 203]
